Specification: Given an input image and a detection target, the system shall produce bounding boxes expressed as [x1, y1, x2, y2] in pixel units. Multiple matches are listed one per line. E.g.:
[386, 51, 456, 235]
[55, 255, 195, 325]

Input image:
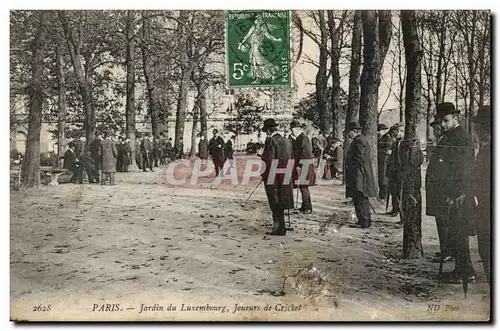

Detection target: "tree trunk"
[141, 12, 160, 136]
[328, 10, 342, 140]
[377, 10, 393, 74]
[359, 10, 380, 194]
[346, 10, 362, 124]
[21, 11, 47, 189]
[56, 39, 67, 160]
[477, 14, 490, 107]
[435, 12, 447, 107]
[126, 10, 138, 171]
[190, 101, 199, 157]
[401, 10, 424, 259]
[59, 12, 95, 144]
[199, 82, 208, 141]
[315, 10, 328, 134]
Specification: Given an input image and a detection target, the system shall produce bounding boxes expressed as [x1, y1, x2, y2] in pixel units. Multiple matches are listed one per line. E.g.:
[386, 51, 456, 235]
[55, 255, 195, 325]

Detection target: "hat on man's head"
[346, 121, 362, 131]
[290, 120, 303, 129]
[390, 122, 404, 131]
[377, 123, 389, 131]
[262, 118, 279, 131]
[471, 105, 490, 124]
[436, 102, 459, 119]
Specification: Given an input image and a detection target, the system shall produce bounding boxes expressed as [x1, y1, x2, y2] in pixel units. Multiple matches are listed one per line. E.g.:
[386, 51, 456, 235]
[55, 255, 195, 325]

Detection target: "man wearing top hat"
[261, 118, 294, 236]
[377, 123, 391, 201]
[345, 121, 377, 228]
[209, 129, 225, 176]
[290, 120, 315, 213]
[386, 122, 405, 217]
[437, 102, 476, 284]
[469, 105, 491, 284]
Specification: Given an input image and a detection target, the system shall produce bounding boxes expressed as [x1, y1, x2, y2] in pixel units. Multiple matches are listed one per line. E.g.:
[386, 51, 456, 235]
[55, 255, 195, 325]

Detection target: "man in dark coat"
[159, 133, 167, 165]
[224, 135, 235, 167]
[325, 137, 343, 179]
[470, 105, 491, 284]
[152, 136, 160, 167]
[437, 102, 476, 284]
[63, 142, 77, 183]
[426, 118, 453, 262]
[345, 121, 377, 228]
[208, 129, 225, 176]
[89, 134, 102, 183]
[386, 122, 405, 217]
[290, 120, 315, 213]
[165, 137, 174, 161]
[198, 136, 209, 159]
[377, 123, 390, 200]
[116, 137, 124, 172]
[140, 134, 154, 171]
[135, 136, 142, 170]
[261, 118, 294, 236]
[100, 132, 118, 185]
[122, 138, 132, 172]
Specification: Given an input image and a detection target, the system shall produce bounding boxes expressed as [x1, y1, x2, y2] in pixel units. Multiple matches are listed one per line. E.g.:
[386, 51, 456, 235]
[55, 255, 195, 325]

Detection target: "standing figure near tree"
[89, 133, 102, 183]
[209, 129, 225, 176]
[377, 123, 390, 201]
[224, 135, 235, 168]
[386, 123, 405, 217]
[198, 136, 209, 160]
[261, 118, 294, 236]
[437, 102, 476, 284]
[122, 138, 132, 172]
[469, 105, 491, 284]
[100, 131, 118, 185]
[290, 120, 315, 213]
[344, 121, 377, 229]
[140, 133, 153, 172]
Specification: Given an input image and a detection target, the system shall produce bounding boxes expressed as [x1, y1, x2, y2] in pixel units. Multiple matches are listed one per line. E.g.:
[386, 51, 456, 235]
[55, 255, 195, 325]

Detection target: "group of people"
[61, 132, 179, 185]
[198, 129, 235, 176]
[259, 102, 490, 286]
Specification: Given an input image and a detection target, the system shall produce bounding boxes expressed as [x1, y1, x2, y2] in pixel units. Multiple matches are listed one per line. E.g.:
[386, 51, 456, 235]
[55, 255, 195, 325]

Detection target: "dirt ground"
[10, 155, 490, 321]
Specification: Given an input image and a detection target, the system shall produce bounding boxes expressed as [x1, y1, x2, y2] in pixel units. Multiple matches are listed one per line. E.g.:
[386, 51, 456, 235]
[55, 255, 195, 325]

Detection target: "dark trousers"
[92, 158, 101, 182]
[379, 184, 388, 200]
[476, 215, 490, 283]
[299, 186, 312, 210]
[214, 161, 224, 176]
[435, 215, 453, 257]
[449, 206, 475, 276]
[142, 153, 153, 171]
[265, 185, 286, 233]
[388, 179, 401, 212]
[353, 191, 371, 227]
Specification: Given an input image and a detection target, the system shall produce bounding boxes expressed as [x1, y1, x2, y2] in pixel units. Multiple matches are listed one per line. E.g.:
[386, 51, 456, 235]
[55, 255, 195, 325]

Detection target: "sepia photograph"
[8, 8, 492, 322]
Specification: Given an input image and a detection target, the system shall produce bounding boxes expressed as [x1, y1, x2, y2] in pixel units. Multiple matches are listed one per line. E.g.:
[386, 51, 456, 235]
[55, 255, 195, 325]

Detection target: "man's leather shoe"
[265, 230, 286, 236]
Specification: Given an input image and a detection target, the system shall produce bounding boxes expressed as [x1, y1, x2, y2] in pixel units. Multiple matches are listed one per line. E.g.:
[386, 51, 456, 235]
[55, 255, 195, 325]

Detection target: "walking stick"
[439, 203, 452, 285]
[244, 179, 262, 205]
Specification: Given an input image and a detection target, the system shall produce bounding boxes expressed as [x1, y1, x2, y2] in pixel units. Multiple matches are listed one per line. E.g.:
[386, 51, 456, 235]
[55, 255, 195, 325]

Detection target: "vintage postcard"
[9, 9, 491, 322]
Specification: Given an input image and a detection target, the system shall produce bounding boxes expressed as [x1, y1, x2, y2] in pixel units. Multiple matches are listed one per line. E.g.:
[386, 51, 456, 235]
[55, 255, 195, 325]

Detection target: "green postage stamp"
[226, 10, 291, 88]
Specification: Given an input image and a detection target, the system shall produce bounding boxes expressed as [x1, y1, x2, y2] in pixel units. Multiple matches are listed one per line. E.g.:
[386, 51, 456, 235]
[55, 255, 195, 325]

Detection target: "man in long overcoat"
[290, 120, 315, 213]
[437, 102, 476, 284]
[100, 132, 118, 185]
[386, 122, 405, 217]
[121, 138, 132, 172]
[198, 136, 209, 159]
[261, 118, 294, 236]
[63, 142, 77, 183]
[209, 129, 225, 176]
[470, 105, 491, 284]
[140, 134, 154, 172]
[377, 123, 390, 200]
[89, 134, 102, 183]
[425, 118, 453, 262]
[345, 121, 377, 228]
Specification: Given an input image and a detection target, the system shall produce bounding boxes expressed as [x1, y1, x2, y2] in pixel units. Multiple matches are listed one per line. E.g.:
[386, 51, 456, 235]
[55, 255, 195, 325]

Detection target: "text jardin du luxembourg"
[136, 303, 302, 314]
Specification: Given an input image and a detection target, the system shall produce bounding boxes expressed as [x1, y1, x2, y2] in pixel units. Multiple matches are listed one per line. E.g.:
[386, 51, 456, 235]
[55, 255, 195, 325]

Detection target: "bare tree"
[346, 10, 362, 124]
[55, 38, 67, 159]
[126, 10, 138, 171]
[21, 11, 48, 189]
[401, 10, 424, 259]
[315, 10, 329, 133]
[359, 10, 381, 194]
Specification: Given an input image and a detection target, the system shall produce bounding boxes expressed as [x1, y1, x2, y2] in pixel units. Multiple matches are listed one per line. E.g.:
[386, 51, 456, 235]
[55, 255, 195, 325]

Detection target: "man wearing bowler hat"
[290, 120, 315, 213]
[209, 129, 225, 177]
[469, 105, 491, 284]
[345, 121, 377, 228]
[261, 118, 294, 236]
[437, 102, 476, 284]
